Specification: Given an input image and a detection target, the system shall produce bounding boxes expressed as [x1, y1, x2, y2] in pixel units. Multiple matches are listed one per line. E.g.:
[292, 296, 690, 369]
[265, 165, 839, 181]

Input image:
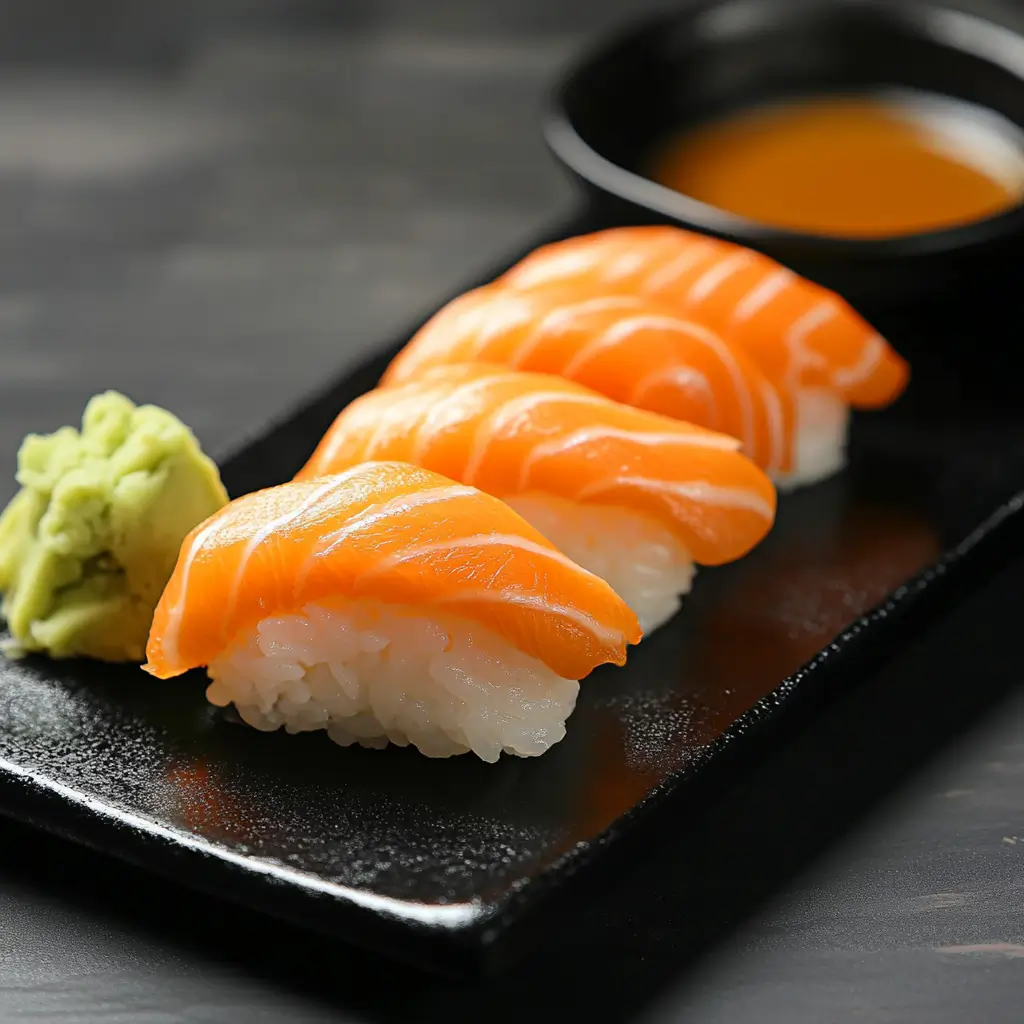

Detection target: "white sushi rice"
[206, 599, 579, 762]
[774, 388, 850, 491]
[504, 493, 695, 635]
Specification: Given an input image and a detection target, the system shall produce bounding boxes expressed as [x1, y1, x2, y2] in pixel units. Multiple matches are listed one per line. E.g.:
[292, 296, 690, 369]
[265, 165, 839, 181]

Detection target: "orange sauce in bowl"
[649, 93, 1024, 238]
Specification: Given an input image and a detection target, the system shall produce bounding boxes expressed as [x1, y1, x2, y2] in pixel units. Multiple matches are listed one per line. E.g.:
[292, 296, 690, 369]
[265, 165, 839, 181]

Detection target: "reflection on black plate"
[2, 220, 1024, 975]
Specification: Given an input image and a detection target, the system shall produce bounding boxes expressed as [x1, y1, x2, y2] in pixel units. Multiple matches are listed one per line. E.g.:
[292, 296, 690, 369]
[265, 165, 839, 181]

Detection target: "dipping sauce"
[649, 92, 1024, 238]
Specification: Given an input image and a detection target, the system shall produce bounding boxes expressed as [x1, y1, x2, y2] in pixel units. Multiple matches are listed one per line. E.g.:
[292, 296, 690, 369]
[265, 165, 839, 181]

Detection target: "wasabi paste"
[0, 392, 228, 662]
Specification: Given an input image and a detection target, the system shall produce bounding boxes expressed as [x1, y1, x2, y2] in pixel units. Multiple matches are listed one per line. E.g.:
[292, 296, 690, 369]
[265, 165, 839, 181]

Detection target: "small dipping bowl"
[544, 0, 1024, 405]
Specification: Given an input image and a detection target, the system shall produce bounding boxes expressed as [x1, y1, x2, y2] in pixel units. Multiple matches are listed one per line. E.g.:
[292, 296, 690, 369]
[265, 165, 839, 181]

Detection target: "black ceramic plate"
[2, 216, 1024, 977]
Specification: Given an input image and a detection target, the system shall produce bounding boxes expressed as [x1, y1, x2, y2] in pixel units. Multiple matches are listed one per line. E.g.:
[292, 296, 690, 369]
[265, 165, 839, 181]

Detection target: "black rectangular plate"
[2, 215, 1024, 976]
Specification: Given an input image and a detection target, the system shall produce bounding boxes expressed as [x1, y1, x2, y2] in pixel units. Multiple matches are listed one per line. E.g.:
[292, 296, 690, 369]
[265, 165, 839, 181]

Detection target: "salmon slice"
[298, 364, 776, 567]
[381, 285, 794, 474]
[498, 226, 909, 408]
[145, 461, 641, 682]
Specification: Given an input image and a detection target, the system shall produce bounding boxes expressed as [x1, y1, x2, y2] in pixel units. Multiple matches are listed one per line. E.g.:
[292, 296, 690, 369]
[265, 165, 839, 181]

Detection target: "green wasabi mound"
[0, 392, 228, 662]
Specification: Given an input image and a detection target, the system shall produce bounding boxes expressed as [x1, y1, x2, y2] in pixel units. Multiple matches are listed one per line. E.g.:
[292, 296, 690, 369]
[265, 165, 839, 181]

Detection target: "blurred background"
[3, 0, 1024, 478]
[0, 0, 679, 492]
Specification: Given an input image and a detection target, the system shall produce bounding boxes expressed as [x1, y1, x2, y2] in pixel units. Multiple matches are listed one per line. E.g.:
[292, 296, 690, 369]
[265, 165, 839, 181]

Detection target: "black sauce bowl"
[545, 0, 1024, 406]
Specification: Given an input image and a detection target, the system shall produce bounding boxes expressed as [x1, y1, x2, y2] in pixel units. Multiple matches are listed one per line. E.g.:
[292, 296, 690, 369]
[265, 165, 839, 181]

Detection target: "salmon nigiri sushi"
[381, 285, 798, 481]
[498, 226, 910, 485]
[298, 364, 776, 633]
[145, 462, 640, 761]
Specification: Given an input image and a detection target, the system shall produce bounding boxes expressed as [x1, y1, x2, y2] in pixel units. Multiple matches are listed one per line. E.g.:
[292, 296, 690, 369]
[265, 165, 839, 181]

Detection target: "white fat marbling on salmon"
[575, 476, 774, 521]
[224, 477, 348, 625]
[549, 295, 644, 321]
[757, 376, 787, 474]
[434, 587, 626, 651]
[343, 404, 393, 461]
[361, 532, 589, 581]
[732, 268, 795, 323]
[686, 251, 755, 304]
[832, 333, 887, 390]
[156, 516, 225, 668]
[784, 300, 834, 390]
[319, 392, 420, 467]
[517, 424, 738, 491]
[471, 301, 534, 356]
[561, 315, 677, 377]
[507, 248, 602, 289]
[408, 373, 522, 463]
[362, 392, 435, 459]
[461, 390, 609, 485]
[572, 315, 755, 453]
[297, 485, 478, 588]
[508, 295, 641, 368]
[668, 320, 756, 443]
[642, 243, 716, 293]
[630, 365, 718, 426]
[603, 250, 650, 280]
[427, 295, 532, 366]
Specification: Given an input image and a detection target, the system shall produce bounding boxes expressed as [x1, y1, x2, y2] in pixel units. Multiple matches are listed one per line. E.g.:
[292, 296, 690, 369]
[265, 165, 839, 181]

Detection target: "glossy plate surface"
[2, 219, 1023, 975]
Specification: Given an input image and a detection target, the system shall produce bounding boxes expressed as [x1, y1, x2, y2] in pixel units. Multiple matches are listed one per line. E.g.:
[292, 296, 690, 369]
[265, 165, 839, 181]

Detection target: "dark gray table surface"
[2, 2, 1023, 1021]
